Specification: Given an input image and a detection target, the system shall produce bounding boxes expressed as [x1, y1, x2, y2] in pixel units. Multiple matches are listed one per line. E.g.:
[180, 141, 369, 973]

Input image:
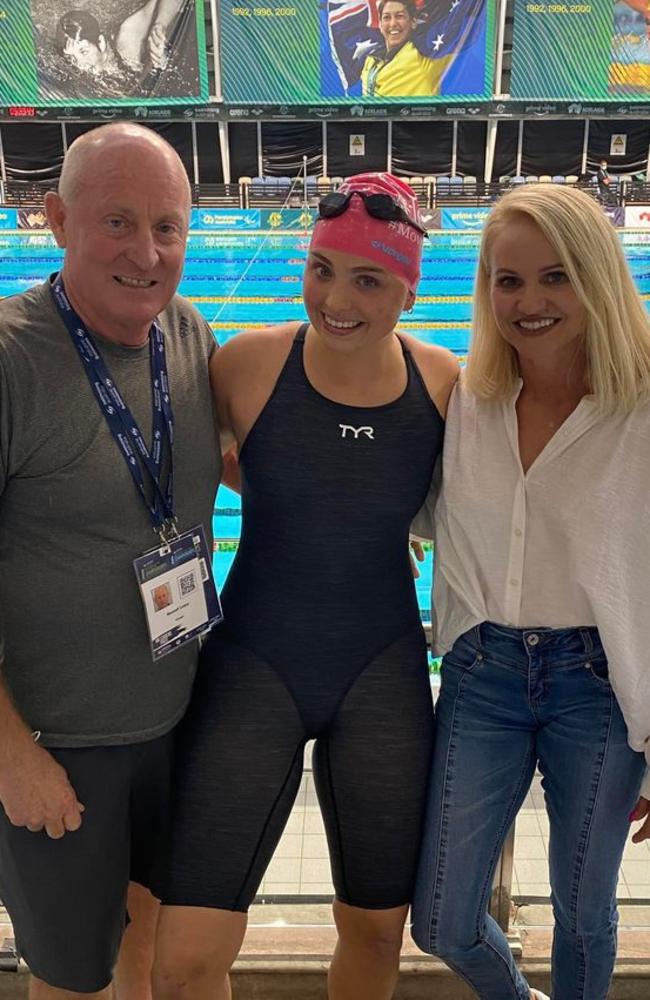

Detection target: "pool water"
[3, 228, 650, 622]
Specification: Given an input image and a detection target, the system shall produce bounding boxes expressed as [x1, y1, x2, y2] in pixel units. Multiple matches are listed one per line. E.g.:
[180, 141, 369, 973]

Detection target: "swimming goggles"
[317, 190, 429, 237]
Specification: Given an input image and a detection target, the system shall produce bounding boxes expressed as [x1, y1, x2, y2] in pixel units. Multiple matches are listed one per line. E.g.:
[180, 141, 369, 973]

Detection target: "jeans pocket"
[585, 654, 611, 686]
[442, 636, 484, 676]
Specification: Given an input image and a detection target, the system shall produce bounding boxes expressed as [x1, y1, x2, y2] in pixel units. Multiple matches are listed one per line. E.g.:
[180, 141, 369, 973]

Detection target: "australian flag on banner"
[326, 0, 487, 96]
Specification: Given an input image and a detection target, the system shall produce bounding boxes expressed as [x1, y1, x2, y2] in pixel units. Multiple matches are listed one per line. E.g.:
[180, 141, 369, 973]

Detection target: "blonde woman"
[411, 184, 650, 1000]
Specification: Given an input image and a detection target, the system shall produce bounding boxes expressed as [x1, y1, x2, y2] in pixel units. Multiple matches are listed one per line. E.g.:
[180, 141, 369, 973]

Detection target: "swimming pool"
[2, 228, 650, 620]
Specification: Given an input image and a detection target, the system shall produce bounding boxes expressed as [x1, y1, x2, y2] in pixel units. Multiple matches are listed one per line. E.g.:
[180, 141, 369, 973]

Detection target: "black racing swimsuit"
[166, 325, 445, 911]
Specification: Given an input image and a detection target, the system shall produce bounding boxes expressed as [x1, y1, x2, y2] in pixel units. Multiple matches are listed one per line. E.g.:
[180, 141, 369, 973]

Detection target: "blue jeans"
[411, 623, 646, 1000]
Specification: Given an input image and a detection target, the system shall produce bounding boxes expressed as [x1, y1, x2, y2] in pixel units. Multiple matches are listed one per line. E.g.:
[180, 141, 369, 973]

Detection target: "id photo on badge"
[142, 558, 208, 646]
[152, 582, 173, 613]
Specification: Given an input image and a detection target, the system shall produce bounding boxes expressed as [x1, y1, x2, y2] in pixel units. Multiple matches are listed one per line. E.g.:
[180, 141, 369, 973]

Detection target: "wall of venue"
[0, 1, 648, 192]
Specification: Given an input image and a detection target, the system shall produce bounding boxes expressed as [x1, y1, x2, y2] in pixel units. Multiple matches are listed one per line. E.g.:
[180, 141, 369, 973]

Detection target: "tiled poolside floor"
[257, 763, 650, 903]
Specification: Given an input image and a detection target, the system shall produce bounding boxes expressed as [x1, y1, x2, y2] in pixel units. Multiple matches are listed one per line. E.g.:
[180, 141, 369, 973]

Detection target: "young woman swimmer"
[153, 173, 458, 1000]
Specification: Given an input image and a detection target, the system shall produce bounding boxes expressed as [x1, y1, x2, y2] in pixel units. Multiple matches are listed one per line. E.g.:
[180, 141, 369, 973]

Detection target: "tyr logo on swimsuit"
[339, 424, 375, 440]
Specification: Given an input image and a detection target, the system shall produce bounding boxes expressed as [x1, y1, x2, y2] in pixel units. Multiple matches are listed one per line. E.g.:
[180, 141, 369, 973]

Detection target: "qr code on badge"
[178, 571, 197, 598]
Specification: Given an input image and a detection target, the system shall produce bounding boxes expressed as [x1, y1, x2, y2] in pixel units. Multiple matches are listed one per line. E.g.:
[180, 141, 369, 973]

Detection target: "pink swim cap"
[310, 172, 426, 294]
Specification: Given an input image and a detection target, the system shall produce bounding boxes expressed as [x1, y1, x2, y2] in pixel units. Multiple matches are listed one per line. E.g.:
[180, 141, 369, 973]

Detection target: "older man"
[0, 123, 220, 999]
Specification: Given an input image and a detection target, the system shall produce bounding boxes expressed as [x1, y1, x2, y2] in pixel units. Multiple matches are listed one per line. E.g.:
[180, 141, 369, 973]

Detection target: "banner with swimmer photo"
[511, 0, 650, 100]
[220, 0, 495, 104]
[0, 0, 208, 106]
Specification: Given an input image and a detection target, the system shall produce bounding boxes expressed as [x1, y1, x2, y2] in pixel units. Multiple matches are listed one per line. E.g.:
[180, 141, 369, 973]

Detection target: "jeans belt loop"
[580, 626, 594, 656]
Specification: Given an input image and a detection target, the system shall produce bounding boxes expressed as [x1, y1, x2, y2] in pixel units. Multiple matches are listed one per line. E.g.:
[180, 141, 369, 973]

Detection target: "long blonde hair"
[466, 184, 650, 415]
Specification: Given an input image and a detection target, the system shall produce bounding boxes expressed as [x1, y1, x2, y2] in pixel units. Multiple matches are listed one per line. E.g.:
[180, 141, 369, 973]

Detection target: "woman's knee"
[153, 949, 214, 996]
[153, 905, 246, 995]
[153, 939, 230, 996]
[552, 898, 618, 941]
[333, 900, 407, 963]
[411, 909, 479, 963]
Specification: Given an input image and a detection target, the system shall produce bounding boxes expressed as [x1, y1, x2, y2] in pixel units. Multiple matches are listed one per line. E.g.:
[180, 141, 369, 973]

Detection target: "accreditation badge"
[133, 525, 223, 661]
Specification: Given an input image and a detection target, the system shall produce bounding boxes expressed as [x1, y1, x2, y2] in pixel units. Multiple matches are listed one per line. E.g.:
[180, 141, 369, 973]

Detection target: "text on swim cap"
[388, 220, 421, 243]
[371, 240, 411, 266]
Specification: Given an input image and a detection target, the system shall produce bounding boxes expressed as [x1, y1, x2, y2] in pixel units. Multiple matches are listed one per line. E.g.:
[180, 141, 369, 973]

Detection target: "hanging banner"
[0, 209, 19, 229]
[625, 205, 650, 228]
[0, 0, 208, 106]
[260, 209, 315, 230]
[511, 0, 650, 101]
[191, 209, 262, 230]
[3, 98, 650, 121]
[220, 0, 495, 104]
[440, 206, 491, 229]
[610, 133, 627, 156]
[186, 208, 313, 231]
[18, 208, 49, 228]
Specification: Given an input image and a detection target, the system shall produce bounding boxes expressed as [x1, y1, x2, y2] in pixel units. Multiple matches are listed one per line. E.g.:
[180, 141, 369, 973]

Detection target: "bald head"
[45, 121, 193, 347]
[58, 123, 191, 211]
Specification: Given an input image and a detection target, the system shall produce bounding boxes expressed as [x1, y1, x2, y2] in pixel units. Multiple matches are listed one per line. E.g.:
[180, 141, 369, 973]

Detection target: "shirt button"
[514, 528, 523, 537]
[527, 633, 540, 646]
[509, 578, 519, 587]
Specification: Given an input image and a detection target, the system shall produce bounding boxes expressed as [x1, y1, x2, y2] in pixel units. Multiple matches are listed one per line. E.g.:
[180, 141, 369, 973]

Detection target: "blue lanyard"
[50, 273, 176, 538]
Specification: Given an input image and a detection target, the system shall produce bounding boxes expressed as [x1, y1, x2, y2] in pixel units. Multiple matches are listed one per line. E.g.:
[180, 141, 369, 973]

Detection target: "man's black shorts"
[0, 732, 174, 992]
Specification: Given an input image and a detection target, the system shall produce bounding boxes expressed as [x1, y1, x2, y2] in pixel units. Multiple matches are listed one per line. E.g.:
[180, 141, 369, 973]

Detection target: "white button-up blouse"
[419, 376, 650, 795]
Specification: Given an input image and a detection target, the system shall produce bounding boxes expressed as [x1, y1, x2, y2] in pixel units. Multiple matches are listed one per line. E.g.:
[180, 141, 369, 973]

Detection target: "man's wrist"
[0, 713, 39, 760]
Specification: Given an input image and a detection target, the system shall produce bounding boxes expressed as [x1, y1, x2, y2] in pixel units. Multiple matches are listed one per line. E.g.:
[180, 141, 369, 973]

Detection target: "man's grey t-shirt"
[0, 282, 221, 746]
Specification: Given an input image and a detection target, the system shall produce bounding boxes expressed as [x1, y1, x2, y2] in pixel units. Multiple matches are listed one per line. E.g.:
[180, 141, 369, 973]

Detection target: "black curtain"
[261, 122, 323, 177]
[145, 123, 194, 181]
[61, 122, 194, 182]
[391, 121, 453, 175]
[229, 122, 258, 180]
[196, 123, 223, 183]
[327, 122, 388, 177]
[1, 123, 64, 180]
[521, 120, 584, 176]
[63, 123, 102, 145]
[457, 121, 487, 178]
[492, 120, 519, 179]
[587, 120, 649, 174]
